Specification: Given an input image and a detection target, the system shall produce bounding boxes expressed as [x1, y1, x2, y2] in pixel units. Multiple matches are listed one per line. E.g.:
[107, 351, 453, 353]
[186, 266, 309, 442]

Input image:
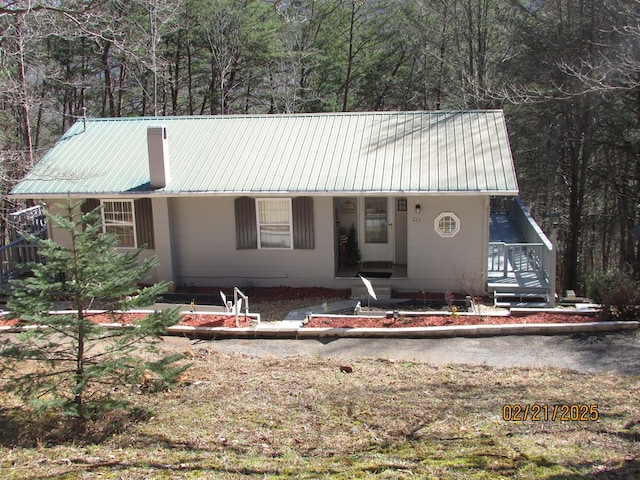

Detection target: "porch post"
[503, 244, 509, 277]
[550, 224, 558, 306]
[151, 197, 176, 290]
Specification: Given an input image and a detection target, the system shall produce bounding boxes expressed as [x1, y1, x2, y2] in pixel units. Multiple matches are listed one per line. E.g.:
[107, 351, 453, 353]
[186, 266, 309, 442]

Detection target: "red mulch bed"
[0, 311, 600, 330]
[0, 311, 604, 329]
[0, 313, 253, 329]
[0, 288, 603, 329]
[305, 312, 601, 329]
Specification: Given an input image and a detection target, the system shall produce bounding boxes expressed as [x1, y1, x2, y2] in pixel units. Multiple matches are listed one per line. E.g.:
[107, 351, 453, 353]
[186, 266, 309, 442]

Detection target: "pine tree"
[0, 197, 187, 420]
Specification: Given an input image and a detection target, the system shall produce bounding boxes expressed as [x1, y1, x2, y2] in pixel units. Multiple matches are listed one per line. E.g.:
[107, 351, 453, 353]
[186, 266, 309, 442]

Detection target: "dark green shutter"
[235, 197, 257, 249]
[134, 198, 155, 249]
[292, 197, 314, 249]
[80, 198, 100, 230]
[81, 198, 100, 215]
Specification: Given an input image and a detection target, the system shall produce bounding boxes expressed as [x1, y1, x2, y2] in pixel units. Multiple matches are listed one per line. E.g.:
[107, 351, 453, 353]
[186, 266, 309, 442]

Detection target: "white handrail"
[233, 287, 250, 327]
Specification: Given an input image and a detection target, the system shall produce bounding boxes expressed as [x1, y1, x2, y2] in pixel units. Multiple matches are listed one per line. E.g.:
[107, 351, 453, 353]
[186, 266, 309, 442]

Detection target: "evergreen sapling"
[0, 198, 188, 420]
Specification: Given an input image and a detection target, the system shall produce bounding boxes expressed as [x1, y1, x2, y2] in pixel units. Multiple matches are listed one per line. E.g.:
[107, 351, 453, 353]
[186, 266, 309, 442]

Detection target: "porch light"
[415, 204, 421, 214]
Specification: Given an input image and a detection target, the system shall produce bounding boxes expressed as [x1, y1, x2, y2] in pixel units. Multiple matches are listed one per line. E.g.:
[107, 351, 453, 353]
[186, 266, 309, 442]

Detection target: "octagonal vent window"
[435, 212, 460, 237]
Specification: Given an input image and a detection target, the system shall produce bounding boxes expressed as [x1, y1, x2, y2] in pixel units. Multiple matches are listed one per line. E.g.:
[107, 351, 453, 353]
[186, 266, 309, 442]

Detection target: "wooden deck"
[488, 213, 553, 306]
[1, 205, 47, 286]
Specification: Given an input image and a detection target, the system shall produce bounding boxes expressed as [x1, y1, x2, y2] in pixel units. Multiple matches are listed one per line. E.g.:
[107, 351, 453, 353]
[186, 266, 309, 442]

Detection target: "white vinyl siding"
[256, 198, 293, 249]
[101, 200, 137, 248]
[173, 197, 332, 288]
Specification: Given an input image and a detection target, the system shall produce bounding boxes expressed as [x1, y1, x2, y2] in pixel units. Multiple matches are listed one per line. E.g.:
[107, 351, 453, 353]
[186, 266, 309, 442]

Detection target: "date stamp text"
[502, 404, 599, 422]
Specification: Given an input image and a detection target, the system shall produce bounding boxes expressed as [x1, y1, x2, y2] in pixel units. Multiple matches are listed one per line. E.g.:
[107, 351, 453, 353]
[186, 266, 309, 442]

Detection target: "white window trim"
[255, 198, 293, 250]
[435, 212, 460, 238]
[100, 199, 137, 248]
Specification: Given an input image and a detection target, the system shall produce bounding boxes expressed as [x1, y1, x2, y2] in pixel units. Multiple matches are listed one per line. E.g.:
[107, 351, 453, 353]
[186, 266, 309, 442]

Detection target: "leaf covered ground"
[1, 345, 639, 479]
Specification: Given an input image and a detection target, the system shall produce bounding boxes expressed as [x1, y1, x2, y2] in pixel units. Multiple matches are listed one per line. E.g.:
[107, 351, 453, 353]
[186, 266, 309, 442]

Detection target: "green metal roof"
[11, 111, 519, 197]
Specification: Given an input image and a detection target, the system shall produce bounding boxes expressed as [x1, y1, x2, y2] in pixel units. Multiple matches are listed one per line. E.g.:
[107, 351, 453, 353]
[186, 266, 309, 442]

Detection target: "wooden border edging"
[160, 321, 640, 339]
[2, 321, 638, 339]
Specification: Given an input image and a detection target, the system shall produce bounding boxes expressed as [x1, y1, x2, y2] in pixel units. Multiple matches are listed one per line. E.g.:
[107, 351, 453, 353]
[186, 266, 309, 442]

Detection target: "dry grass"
[1, 347, 639, 479]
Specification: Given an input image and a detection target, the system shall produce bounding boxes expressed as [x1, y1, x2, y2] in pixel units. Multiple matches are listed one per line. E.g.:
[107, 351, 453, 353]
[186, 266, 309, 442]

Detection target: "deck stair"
[493, 288, 550, 308]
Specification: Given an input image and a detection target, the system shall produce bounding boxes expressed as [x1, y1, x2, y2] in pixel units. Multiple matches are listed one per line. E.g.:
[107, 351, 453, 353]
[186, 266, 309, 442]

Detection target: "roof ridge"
[81, 110, 504, 123]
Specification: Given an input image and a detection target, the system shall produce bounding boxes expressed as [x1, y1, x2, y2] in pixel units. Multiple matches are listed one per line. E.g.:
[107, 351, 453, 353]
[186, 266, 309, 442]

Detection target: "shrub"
[586, 270, 640, 320]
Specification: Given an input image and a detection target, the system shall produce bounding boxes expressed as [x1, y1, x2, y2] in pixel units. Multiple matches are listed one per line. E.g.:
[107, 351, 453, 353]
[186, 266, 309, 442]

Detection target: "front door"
[359, 197, 394, 262]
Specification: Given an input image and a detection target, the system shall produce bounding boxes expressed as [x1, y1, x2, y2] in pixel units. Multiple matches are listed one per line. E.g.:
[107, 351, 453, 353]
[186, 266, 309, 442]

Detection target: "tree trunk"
[342, 0, 358, 112]
[15, 16, 33, 164]
[101, 41, 116, 117]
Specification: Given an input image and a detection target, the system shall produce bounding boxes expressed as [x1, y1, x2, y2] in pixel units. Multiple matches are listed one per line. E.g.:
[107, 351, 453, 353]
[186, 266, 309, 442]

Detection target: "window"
[235, 197, 314, 250]
[256, 198, 293, 249]
[435, 212, 460, 237]
[364, 197, 388, 243]
[85, 199, 154, 249]
[101, 200, 137, 247]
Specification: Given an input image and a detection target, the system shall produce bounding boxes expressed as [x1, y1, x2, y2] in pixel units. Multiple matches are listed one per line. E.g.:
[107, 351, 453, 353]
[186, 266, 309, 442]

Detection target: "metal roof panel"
[12, 111, 519, 197]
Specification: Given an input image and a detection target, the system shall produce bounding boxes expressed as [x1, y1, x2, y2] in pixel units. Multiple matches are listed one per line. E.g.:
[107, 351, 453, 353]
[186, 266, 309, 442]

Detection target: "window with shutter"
[235, 196, 314, 250]
[101, 200, 137, 248]
[83, 198, 154, 249]
[256, 198, 293, 249]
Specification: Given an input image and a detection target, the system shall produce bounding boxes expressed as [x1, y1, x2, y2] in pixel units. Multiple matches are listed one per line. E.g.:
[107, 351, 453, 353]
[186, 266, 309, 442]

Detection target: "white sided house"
[10, 111, 555, 305]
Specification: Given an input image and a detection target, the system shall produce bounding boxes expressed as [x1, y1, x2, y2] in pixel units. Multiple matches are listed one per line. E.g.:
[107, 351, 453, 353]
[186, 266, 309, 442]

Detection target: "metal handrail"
[233, 287, 251, 327]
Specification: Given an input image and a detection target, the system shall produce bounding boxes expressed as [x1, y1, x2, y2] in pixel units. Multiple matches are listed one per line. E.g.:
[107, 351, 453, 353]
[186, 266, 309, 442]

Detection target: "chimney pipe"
[147, 126, 170, 189]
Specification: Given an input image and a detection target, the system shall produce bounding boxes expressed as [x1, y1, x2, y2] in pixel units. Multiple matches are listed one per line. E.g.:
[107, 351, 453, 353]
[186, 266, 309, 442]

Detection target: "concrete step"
[494, 291, 548, 299]
[495, 301, 550, 309]
[350, 285, 392, 300]
[494, 290, 551, 308]
[488, 283, 550, 293]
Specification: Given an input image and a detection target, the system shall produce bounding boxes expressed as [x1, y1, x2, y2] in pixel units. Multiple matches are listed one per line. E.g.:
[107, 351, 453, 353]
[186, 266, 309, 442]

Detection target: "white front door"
[359, 197, 394, 262]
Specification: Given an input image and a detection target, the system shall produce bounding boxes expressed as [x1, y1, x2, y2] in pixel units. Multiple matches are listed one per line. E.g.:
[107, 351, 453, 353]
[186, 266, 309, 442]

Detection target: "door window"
[364, 197, 388, 243]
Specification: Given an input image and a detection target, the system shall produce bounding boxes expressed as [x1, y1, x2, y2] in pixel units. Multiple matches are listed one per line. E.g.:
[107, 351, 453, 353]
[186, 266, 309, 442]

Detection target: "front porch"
[334, 196, 556, 307]
[335, 262, 408, 280]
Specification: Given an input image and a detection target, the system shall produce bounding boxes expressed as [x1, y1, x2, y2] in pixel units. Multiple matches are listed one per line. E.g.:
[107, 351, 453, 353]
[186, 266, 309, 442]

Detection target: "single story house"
[10, 110, 555, 303]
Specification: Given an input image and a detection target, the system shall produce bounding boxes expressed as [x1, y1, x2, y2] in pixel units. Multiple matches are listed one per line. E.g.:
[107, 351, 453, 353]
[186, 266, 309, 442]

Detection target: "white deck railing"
[0, 237, 42, 283]
[1, 204, 48, 284]
[488, 242, 545, 277]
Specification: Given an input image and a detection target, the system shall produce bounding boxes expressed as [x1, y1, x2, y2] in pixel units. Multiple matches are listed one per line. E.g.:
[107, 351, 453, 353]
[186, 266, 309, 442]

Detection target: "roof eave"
[10, 189, 520, 199]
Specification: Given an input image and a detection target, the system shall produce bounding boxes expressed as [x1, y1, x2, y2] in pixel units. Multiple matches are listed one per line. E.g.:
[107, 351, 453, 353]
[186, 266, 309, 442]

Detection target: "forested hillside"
[0, 0, 637, 294]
